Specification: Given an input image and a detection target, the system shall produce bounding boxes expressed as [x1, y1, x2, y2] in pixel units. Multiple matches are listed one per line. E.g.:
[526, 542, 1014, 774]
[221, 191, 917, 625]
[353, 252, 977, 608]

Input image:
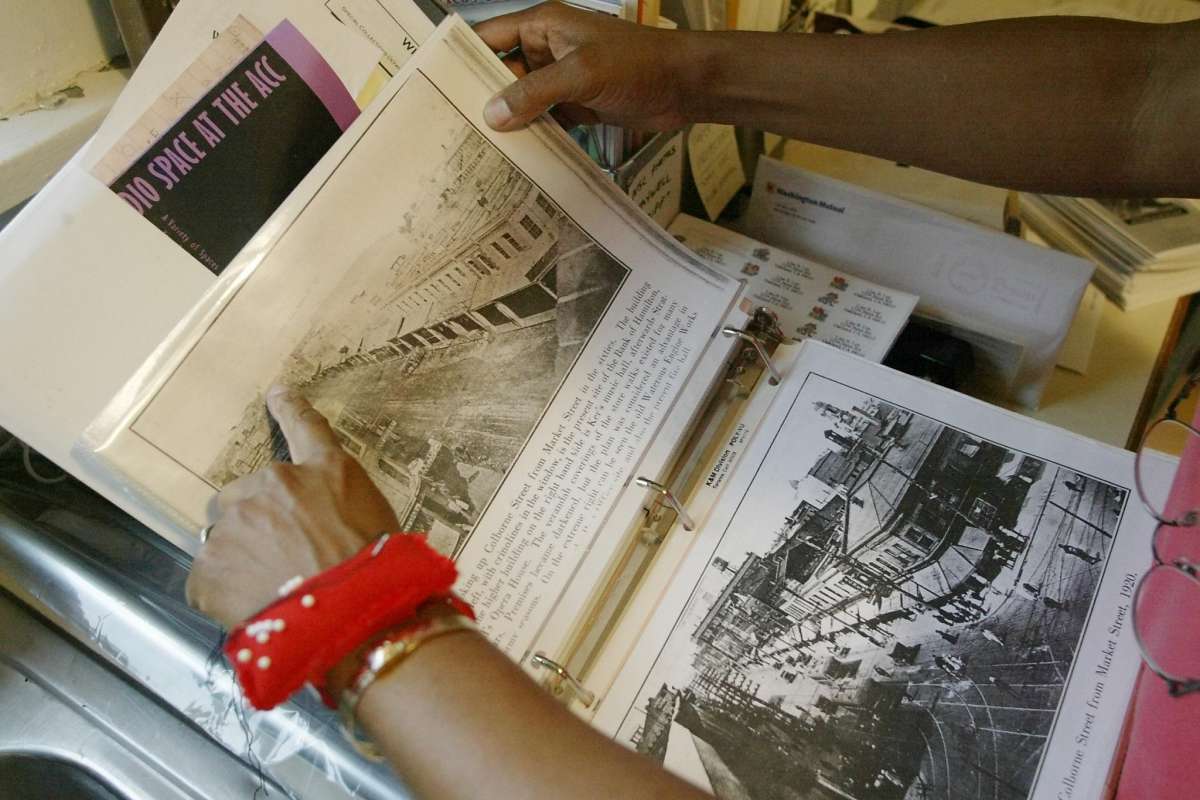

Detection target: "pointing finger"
[265, 385, 342, 464]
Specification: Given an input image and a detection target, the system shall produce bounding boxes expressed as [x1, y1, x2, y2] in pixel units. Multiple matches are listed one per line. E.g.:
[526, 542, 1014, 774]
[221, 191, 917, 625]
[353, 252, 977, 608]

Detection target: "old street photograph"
[618, 376, 1128, 800]
[206, 113, 628, 558]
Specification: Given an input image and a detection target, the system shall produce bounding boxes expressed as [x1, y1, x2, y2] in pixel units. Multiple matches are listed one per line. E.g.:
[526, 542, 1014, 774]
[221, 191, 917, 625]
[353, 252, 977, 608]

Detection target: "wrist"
[677, 31, 739, 124]
[324, 597, 462, 699]
[334, 601, 478, 757]
[678, 31, 785, 127]
[222, 532, 470, 711]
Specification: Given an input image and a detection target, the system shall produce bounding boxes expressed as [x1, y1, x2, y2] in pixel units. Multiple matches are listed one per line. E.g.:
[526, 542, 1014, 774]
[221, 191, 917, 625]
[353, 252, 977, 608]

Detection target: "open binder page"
[593, 341, 1153, 800]
[578, 342, 808, 712]
[525, 309, 749, 679]
[81, 16, 739, 659]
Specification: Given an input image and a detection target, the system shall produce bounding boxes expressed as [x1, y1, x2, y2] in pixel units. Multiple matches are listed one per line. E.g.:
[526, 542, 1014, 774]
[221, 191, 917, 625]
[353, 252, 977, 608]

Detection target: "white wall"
[0, 0, 123, 116]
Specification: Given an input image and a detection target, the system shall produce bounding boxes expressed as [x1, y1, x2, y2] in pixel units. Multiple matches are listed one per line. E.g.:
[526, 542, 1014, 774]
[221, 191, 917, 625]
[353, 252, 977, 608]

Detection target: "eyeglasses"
[1131, 368, 1200, 696]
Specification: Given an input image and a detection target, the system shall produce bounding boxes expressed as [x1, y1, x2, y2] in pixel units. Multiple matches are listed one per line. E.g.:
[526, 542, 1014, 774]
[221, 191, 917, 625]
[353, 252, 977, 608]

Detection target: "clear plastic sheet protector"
[79, 16, 741, 667]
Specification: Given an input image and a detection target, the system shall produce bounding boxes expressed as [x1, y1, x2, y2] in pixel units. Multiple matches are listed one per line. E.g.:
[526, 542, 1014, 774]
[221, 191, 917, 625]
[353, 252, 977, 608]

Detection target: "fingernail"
[484, 93, 512, 129]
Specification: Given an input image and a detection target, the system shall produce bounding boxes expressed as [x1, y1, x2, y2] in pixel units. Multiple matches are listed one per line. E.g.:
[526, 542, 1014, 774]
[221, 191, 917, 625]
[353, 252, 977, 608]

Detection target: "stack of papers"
[1023, 194, 1200, 309]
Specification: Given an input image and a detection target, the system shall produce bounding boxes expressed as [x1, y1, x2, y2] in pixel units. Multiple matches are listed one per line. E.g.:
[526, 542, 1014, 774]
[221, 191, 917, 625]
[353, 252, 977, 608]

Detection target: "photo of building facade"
[205, 122, 628, 556]
[618, 380, 1128, 800]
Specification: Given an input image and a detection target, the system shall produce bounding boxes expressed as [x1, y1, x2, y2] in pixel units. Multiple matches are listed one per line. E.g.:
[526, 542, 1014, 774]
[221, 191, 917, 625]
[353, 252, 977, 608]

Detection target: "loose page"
[82, 17, 739, 660]
[326, 0, 437, 75]
[669, 213, 917, 361]
[743, 157, 1094, 408]
[594, 341, 1152, 800]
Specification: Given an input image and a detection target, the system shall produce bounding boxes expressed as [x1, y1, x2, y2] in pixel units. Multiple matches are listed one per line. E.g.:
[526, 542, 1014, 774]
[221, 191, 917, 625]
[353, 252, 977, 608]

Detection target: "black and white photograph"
[127, 73, 628, 557]
[613, 374, 1129, 800]
[202, 105, 627, 556]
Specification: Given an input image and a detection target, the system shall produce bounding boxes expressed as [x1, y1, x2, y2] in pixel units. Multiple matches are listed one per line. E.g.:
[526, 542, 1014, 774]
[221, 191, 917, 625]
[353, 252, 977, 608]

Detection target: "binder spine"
[532, 307, 786, 700]
[531, 652, 596, 708]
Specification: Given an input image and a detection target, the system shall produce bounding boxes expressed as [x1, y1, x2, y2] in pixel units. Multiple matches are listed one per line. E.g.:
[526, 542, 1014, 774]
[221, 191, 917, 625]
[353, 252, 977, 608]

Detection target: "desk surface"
[1022, 296, 1176, 449]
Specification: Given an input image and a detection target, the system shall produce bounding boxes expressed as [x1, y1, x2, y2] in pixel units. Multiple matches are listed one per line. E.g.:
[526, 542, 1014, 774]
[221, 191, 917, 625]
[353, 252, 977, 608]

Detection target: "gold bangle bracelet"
[337, 611, 478, 757]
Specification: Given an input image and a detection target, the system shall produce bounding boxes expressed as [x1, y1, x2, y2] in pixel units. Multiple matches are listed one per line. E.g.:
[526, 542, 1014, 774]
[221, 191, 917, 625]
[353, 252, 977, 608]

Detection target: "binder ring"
[635, 477, 696, 532]
[531, 653, 596, 707]
[721, 327, 781, 386]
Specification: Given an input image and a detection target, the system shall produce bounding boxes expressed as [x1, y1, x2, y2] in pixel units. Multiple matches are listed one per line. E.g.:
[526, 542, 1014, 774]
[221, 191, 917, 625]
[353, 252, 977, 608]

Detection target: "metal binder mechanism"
[634, 477, 695, 532]
[721, 321, 782, 385]
[531, 652, 596, 708]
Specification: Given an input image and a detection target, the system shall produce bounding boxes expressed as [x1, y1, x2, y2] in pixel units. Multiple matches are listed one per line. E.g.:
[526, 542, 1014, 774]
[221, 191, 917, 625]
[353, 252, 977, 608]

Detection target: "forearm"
[355, 632, 709, 800]
[680, 18, 1200, 196]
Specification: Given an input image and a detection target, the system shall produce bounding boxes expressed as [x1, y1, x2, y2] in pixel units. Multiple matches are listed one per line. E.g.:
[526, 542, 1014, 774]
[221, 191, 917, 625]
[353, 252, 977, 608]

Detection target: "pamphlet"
[96, 20, 360, 274]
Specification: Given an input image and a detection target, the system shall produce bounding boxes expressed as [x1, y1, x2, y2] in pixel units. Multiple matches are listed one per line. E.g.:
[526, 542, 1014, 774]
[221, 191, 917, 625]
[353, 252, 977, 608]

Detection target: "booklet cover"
[100, 19, 360, 274]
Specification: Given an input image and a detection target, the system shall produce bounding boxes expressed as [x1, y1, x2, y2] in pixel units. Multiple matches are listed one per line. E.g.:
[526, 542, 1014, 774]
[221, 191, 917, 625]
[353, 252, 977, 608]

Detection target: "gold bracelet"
[337, 611, 477, 757]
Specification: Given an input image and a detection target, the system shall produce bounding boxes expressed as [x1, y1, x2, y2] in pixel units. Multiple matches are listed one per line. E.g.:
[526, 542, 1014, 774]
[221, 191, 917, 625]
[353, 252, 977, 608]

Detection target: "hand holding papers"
[81, 17, 739, 661]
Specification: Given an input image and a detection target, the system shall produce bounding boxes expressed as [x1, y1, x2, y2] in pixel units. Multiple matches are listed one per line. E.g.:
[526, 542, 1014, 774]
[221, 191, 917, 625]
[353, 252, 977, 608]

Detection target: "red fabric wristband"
[222, 533, 473, 710]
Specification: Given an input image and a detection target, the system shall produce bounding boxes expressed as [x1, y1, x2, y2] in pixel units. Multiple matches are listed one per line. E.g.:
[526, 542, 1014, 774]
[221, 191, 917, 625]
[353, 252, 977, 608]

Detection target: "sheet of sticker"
[669, 213, 917, 360]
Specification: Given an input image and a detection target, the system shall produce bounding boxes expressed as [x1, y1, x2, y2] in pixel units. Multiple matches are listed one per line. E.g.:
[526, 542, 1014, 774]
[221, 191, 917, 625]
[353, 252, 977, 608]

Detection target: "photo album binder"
[19, 4, 1162, 800]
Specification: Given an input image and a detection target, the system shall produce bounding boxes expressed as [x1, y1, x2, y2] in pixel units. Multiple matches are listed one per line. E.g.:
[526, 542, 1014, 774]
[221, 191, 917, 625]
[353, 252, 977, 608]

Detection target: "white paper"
[779, 140, 1013, 232]
[687, 123, 745, 222]
[328, 0, 436, 75]
[743, 157, 1094, 408]
[670, 214, 917, 361]
[594, 341, 1153, 800]
[80, 17, 739, 662]
[619, 130, 684, 230]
